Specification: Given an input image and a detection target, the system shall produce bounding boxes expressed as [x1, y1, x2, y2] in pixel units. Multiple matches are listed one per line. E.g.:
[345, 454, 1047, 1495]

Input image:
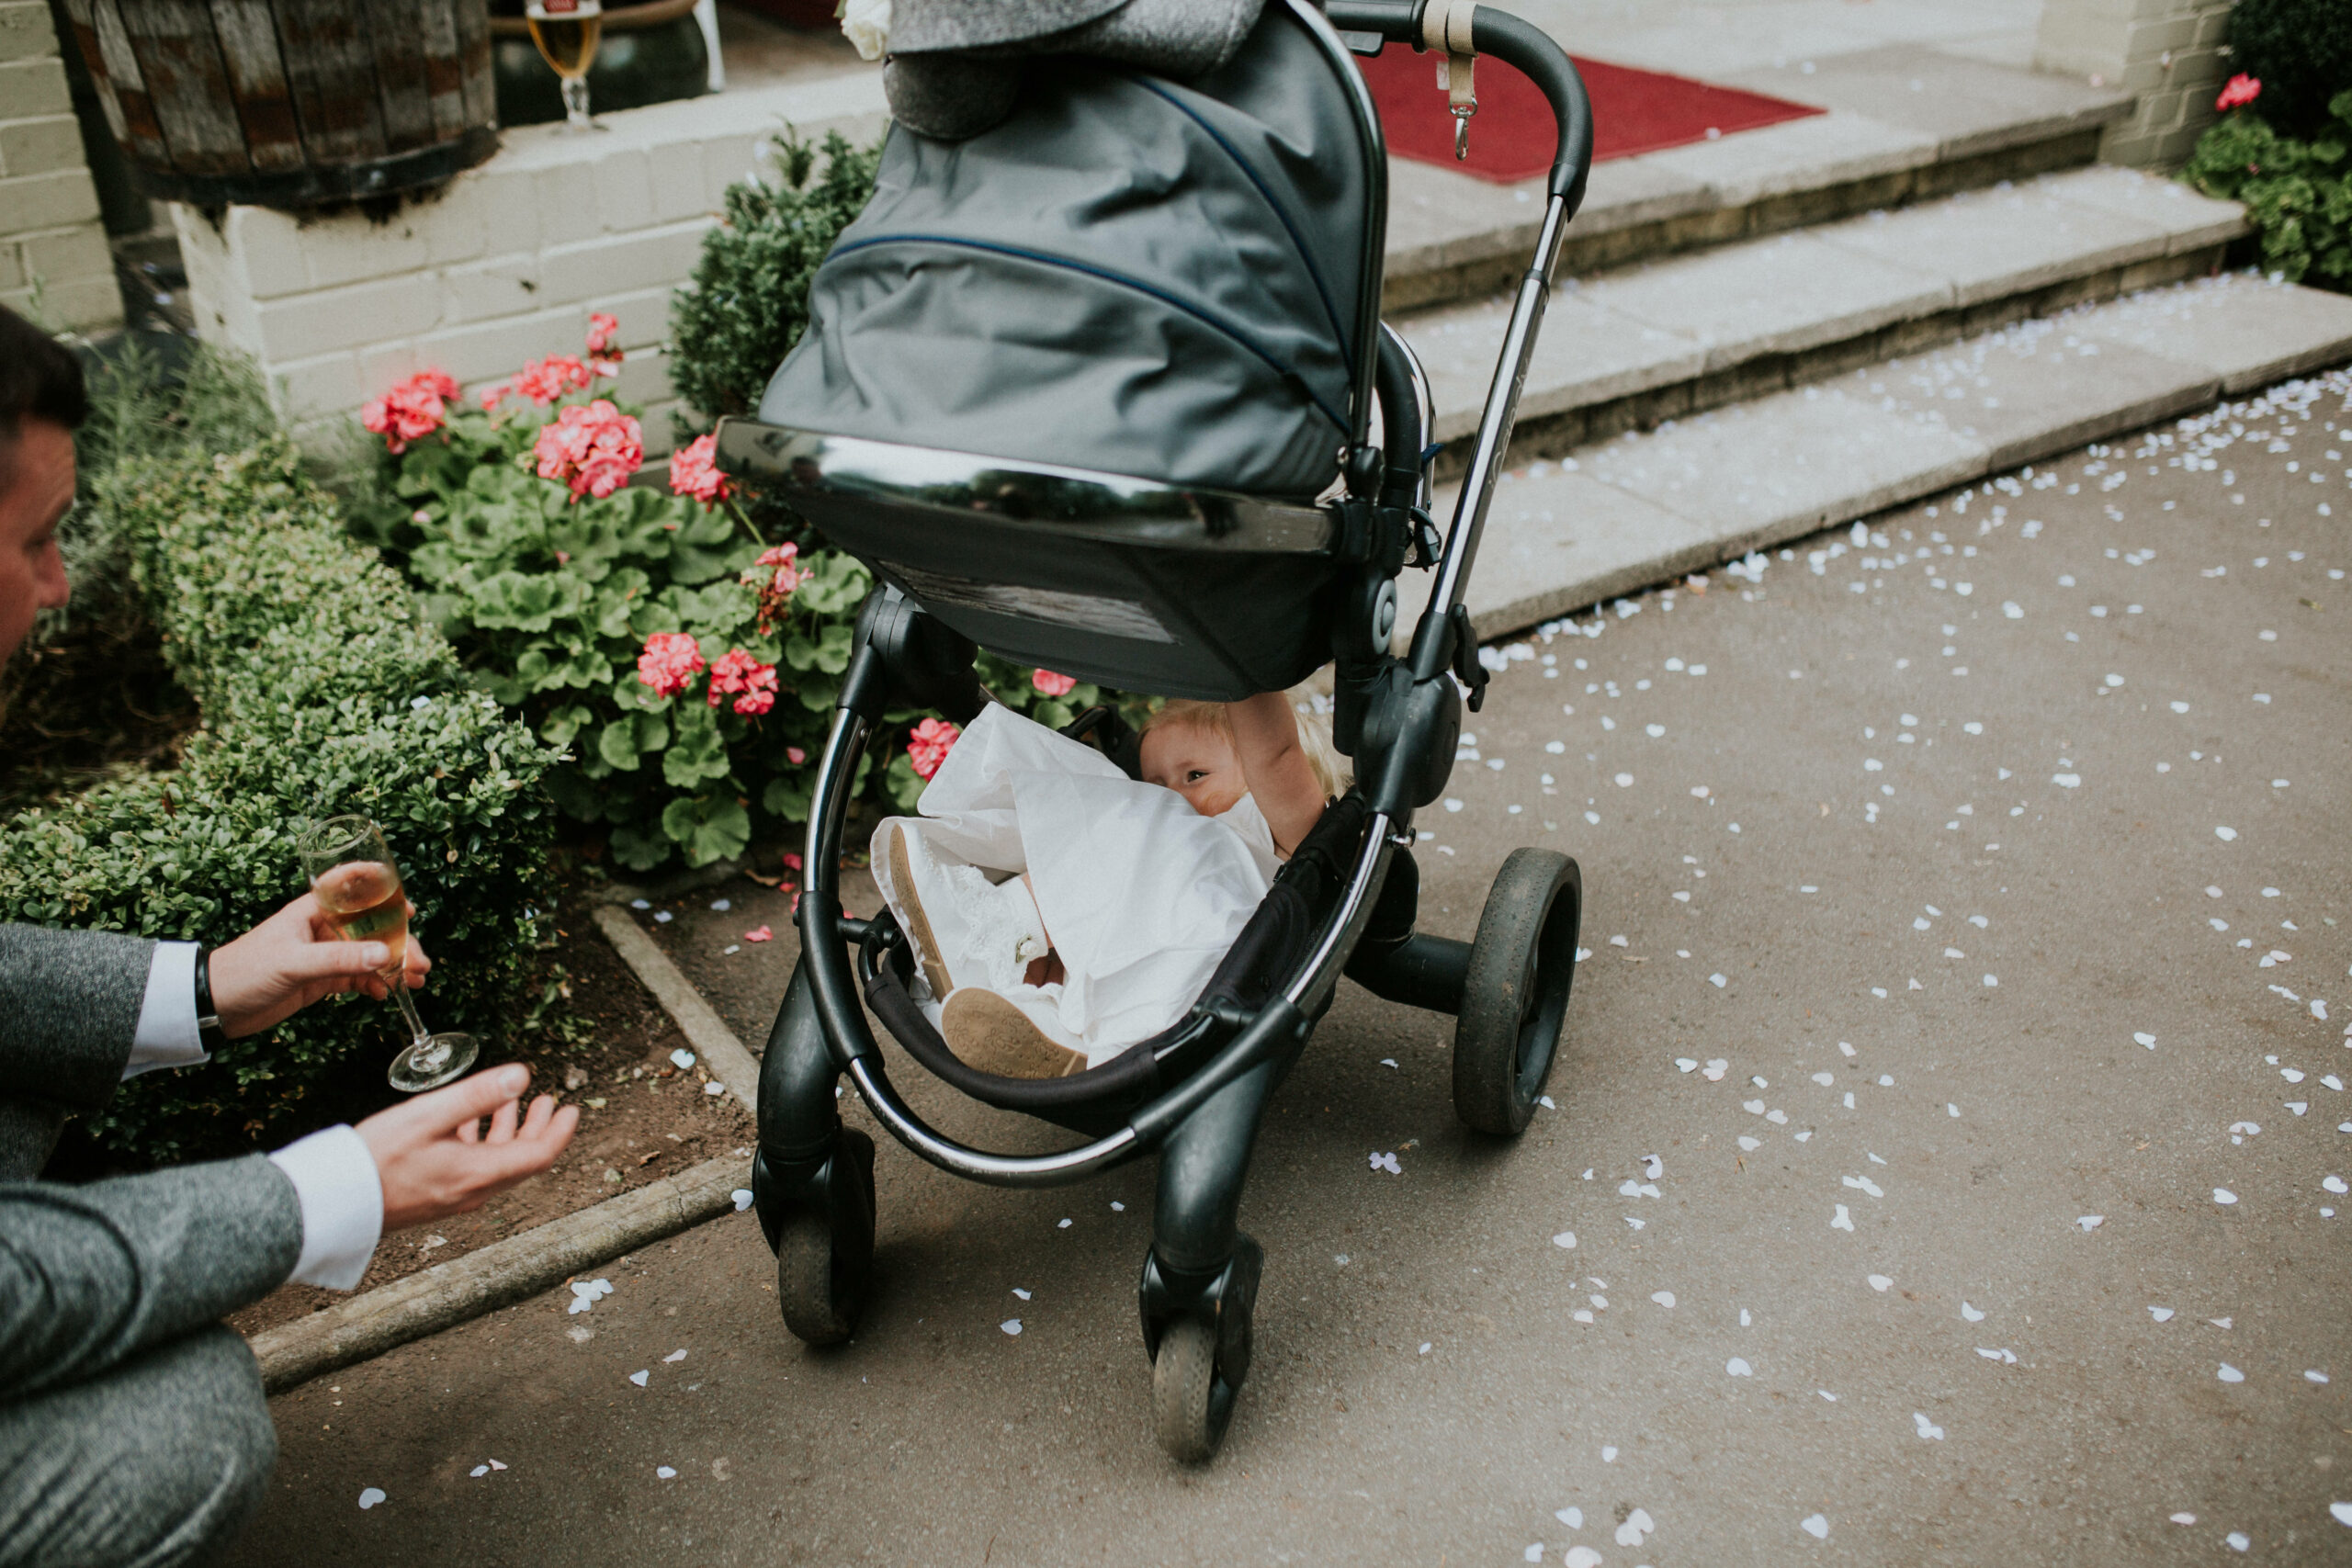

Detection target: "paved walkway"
[227, 369, 2352, 1564]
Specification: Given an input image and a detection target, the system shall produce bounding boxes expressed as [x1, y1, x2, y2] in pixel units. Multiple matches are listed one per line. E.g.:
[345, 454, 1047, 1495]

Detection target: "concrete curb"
[589, 905, 764, 1118]
[252, 1152, 752, 1395]
[249, 911, 768, 1394]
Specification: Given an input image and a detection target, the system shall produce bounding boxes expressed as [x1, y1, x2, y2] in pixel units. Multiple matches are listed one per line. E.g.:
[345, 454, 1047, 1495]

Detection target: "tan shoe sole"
[885, 823, 955, 1000]
[941, 987, 1088, 1079]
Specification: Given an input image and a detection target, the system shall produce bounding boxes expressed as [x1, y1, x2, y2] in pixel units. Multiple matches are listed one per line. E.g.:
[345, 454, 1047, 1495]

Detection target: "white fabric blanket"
[881, 704, 1272, 1064]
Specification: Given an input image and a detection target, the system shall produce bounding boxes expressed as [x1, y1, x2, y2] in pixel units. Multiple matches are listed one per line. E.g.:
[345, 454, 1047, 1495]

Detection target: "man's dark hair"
[0, 304, 89, 478]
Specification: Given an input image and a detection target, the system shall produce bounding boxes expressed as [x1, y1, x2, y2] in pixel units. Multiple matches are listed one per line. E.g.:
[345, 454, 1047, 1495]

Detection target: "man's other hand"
[356, 1065, 580, 1233]
[207, 891, 433, 1038]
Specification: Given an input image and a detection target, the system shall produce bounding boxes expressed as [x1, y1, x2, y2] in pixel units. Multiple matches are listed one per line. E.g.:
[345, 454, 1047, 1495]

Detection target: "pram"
[713, 0, 1596, 1461]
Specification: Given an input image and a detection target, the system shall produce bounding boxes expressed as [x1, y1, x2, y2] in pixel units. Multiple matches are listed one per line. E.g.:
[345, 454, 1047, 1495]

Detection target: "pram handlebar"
[1325, 0, 1595, 212]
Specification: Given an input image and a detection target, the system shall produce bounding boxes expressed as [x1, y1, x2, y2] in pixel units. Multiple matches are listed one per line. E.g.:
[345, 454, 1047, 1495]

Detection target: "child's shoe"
[877, 820, 1052, 998]
[941, 987, 1089, 1078]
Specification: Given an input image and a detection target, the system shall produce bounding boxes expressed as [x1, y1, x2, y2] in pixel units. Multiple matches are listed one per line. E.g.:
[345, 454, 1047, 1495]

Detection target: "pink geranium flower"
[707, 649, 779, 716]
[636, 631, 706, 699]
[669, 433, 729, 506]
[1030, 669, 1077, 697]
[2215, 73, 2260, 112]
[907, 717, 961, 780]
[586, 311, 620, 355]
[534, 399, 642, 500]
[361, 369, 458, 454]
[743, 542, 808, 634]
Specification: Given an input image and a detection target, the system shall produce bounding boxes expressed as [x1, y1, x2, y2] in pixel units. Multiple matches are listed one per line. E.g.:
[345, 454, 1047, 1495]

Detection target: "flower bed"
[2186, 73, 2352, 292]
[0, 443, 562, 1160]
[360, 298, 1120, 873]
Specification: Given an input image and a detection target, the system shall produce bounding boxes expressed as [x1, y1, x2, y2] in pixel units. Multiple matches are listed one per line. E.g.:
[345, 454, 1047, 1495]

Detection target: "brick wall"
[175, 68, 885, 453]
[0, 0, 116, 332]
[2035, 0, 2236, 169]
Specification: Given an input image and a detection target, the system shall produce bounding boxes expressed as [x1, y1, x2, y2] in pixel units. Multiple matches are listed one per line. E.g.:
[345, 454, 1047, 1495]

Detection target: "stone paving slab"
[2030, 162, 2249, 256]
[1417, 290, 1707, 444]
[1720, 42, 2132, 161]
[1812, 178, 2170, 309]
[1395, 468, 1715, 636]
[2070, 271, 2352, 396]
[1409, 274, 2352, 646]
[1858, 323, 2222, 474]
[1633, 108, 1940, 209]
[1578, 228, 1951, 367]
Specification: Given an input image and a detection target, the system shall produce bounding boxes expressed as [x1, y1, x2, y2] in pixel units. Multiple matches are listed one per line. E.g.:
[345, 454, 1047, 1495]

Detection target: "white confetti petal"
[2218, 1363, 2245, 1383]
[2214, 1189, 2238, 1205]
[2077, 1215, 2104, 1232]
[1868, 1275, 1894, 1292]
[628, 1370, 649, 1387]
[1801, 1514, 1829, 1540]
[1726, 1357, 1753, 1377]
[357, 1488, 387, 1510]
[1553, 1230, 1577, 1249]
[1001, 1319, 1023, 1336]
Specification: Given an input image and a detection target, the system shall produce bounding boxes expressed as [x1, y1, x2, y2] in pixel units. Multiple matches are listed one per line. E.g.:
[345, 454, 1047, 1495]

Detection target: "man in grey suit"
[0, 305, 581, 1566]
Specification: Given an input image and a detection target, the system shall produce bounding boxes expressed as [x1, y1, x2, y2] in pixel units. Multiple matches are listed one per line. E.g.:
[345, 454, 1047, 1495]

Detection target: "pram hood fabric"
[758, 2, 1368, 501]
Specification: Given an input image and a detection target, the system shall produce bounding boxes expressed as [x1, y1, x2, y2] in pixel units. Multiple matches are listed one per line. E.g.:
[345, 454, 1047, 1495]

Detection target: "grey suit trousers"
[1, 925, 301, 1566]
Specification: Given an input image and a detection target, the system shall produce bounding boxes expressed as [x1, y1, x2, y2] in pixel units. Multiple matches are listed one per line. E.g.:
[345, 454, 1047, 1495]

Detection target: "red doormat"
[1357, 45, 1822, 184]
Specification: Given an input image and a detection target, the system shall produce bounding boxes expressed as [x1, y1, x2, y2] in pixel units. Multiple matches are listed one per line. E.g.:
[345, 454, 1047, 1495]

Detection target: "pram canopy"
[760, 6, 1373, 501]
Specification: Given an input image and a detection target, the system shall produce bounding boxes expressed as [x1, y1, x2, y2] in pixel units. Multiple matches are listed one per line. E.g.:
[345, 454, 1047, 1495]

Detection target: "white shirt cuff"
[124, 942, 206, 1078]
[267, 1125, 385, 1292]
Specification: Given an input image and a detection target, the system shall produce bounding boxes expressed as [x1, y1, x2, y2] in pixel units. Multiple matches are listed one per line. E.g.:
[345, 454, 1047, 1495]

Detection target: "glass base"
[390, 1032, 480, 1093]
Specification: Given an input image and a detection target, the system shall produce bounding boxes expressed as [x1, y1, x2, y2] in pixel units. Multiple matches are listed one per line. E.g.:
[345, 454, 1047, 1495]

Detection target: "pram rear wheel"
[1453, 849, 1583, 1136]
[1151, 1316, 1240, 1463]
[775, 1130, 876, 1346]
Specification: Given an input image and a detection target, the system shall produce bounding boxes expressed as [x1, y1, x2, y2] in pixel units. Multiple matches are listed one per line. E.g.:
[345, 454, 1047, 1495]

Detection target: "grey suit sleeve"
[0, 1155, 300, 1401]
[0, 923, 154, 1110]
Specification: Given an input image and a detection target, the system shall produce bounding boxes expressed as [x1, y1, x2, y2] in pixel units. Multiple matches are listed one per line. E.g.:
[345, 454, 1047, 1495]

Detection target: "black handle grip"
[1326, 0, 1595, 215]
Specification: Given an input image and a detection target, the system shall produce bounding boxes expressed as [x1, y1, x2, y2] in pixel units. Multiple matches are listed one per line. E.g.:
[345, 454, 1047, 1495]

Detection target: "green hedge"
[2185, 88, 2352, 292]
[0, 443, 562, 1160]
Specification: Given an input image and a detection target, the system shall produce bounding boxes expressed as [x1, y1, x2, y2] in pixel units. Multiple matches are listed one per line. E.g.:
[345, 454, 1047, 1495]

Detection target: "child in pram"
[872, 693, 1343, 1078]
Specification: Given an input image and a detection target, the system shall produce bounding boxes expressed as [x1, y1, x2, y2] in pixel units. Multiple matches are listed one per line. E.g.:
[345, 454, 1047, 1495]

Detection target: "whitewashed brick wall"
[0, 0, 117, 333]
[175, 66, 886, 453]
[2036, 0, 2236, 169]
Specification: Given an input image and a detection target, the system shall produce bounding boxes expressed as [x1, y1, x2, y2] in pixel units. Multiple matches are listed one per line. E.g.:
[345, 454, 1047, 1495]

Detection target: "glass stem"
[391, 982, 433, 1047]
[561, 75, 591, 128]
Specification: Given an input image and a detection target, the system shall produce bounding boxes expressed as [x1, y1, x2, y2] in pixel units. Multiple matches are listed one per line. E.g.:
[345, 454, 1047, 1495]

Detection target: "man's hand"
[356, 1065, 580, 1233]
[207, 891, 433, 1038]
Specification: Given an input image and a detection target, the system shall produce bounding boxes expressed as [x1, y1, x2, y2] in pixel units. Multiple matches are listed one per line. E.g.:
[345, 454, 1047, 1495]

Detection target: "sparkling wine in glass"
[526, 0, 605, 133]
[299, 815, 480, 1093]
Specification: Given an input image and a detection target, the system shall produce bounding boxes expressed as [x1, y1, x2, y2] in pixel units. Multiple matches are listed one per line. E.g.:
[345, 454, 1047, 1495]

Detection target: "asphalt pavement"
[228, 369, 2352, 1565]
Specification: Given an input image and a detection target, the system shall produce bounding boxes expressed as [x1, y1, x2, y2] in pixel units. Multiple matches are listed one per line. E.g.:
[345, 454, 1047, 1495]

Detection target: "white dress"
[874, 704, 1278, 1066]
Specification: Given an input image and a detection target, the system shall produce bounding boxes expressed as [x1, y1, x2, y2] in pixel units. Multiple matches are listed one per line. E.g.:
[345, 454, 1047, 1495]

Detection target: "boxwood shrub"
[0, 443, 562, 1160]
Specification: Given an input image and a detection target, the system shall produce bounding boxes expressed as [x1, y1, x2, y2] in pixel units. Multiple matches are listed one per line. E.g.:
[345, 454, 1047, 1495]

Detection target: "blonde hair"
[1144, 697, 1350, 800]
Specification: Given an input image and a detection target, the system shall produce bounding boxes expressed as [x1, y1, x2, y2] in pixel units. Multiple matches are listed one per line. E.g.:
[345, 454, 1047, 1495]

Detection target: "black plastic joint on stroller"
[715, 0, 1597, 1462]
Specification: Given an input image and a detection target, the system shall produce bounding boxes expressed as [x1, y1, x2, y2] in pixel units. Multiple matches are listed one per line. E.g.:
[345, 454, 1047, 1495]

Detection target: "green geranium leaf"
[661, 793, 752, 865]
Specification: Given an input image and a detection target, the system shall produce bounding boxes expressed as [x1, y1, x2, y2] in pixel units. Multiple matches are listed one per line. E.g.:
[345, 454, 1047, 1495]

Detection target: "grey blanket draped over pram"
[886, 0, 1266, 139]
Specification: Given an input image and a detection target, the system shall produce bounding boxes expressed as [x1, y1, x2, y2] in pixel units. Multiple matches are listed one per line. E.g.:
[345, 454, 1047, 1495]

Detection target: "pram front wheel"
[1152, 1315, 1241, 1463]
[775, 1128, 876, 1346]
[1453, 850, 1583, 1136]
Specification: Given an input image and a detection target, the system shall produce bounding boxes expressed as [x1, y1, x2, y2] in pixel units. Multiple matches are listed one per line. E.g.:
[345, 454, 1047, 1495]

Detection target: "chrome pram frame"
[714, 0, 1595, 1462]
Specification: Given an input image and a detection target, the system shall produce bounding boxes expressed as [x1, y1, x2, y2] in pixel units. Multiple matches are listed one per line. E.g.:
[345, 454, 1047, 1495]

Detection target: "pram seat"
[724, 0, 1598, 1465]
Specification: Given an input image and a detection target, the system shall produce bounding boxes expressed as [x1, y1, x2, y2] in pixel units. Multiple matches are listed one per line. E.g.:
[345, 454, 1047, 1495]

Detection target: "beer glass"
[526, 0, 605, 132]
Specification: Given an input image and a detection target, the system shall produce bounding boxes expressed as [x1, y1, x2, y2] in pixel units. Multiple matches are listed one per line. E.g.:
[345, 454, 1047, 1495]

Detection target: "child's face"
[1141, 720, 1246, 818]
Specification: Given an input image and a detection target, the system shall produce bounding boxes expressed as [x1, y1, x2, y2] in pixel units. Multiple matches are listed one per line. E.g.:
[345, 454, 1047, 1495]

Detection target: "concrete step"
[1399, 270, 2352, 645]
[1382, 42, 2132, 312]
[1398, 164, 2247, 471]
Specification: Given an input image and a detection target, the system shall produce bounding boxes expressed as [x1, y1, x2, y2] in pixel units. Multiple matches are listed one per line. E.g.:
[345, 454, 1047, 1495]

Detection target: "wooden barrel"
[57, 0, 500, 209]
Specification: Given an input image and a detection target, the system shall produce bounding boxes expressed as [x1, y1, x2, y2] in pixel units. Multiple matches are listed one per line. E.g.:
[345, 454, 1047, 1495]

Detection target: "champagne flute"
[526, 0, 605, 133]
[298, 815, 480, 1093]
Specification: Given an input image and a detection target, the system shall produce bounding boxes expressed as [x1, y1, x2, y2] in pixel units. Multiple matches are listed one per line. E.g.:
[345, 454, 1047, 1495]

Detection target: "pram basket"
[717, 0, 1595, 1462]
